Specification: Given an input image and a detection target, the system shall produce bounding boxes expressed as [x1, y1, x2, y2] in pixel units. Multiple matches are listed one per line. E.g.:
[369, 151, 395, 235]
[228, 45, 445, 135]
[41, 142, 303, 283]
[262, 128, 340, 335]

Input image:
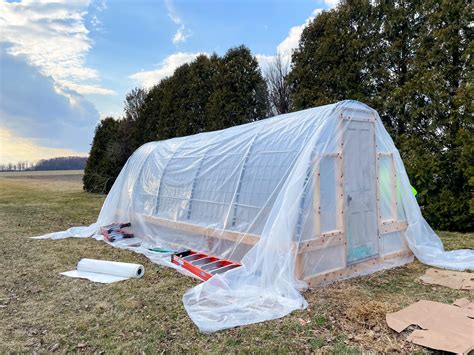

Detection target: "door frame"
[339, 108, 380, 266]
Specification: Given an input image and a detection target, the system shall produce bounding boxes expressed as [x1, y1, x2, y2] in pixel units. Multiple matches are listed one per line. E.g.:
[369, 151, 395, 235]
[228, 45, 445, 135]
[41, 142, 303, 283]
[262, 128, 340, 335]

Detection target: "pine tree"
[88, 47, 269, 193]
[288, 0, 473, 231]
[289, 0, 378, 109]
[83, 117, 122, 193]
[206, 45, 268, 130]
[406, 0, 473, 230]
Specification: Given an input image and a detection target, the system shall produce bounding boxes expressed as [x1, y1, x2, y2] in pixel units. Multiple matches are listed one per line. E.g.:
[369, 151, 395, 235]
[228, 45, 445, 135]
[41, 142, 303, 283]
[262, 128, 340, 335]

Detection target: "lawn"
[0, 171, 472, 353]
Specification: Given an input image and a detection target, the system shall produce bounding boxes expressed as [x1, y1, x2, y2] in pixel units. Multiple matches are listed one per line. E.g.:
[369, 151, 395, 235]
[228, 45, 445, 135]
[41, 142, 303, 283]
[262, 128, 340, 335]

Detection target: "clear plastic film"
[35, 100, 474, 332]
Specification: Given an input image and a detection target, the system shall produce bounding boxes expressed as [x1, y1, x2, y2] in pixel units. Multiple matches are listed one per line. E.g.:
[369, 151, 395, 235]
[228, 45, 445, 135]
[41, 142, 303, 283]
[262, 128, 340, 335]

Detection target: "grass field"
[0, 171, 472, 353]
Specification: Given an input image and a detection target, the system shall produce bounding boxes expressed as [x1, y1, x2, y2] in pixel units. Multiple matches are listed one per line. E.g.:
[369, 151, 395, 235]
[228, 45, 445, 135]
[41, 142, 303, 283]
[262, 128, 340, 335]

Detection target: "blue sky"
[0, 0, 337, 164]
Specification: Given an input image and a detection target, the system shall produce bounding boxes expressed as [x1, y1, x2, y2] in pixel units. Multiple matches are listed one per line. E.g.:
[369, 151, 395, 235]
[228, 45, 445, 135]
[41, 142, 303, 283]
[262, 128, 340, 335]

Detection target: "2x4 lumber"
[337, 115, 347, 266]
[304, 250, 413, 287]
[138, 212, 347, 256]
[380, 220, 408, 234]
[297, 233, 345, 255]
[335, 152, 344, 231]
[313, 165, 321, 236]
[321, 229, 344, 238]
[341, 107, 376, 122]
[140, 213, 261, 246]
[292, 244, 305, 279]
[375, 147, 383, 244]
[389, 153, 398, 221]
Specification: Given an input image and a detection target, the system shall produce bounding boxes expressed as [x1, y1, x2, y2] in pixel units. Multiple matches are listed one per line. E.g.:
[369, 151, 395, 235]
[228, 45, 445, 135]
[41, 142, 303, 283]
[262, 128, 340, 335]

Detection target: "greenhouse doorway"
[343, 119, 379, 265]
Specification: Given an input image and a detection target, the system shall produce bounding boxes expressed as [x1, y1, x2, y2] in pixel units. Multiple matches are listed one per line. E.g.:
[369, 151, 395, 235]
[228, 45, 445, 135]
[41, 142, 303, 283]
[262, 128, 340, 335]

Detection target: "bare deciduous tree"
[264, 53, 291, 115]
[124, 87, 148, 122]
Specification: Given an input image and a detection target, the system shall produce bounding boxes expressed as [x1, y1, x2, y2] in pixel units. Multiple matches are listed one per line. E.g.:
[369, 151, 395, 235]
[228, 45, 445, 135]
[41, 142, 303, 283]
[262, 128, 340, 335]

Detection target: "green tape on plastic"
[148, 247, 175, 253]
[411, 185, 418, 196]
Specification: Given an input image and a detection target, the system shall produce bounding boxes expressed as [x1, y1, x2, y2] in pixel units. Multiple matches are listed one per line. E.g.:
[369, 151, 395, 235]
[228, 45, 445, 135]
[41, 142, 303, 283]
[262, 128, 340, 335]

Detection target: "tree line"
[0, 157, 88, 172]
[0, 161, 31, 172]
[84, 0, 472, 231]
[83, 46, 268, 193]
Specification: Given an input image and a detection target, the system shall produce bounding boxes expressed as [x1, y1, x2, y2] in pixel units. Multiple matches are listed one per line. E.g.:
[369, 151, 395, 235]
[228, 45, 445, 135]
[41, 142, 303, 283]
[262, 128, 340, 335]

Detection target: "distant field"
[0, 170, 84, 191]
[0, 170, 84, 177]
[0, 171, 472, 353]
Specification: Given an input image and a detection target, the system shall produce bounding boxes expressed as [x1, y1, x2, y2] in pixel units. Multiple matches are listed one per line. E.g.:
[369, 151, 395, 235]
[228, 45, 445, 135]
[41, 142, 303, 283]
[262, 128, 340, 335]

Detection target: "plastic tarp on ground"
[35, 100, 474, 332]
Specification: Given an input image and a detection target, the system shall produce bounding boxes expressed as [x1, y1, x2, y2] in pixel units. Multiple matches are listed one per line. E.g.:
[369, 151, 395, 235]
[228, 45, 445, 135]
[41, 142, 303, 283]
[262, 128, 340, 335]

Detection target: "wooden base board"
[116, 211, 413, 287]
[138, 213, 261, 246]
[304, 250, 413, 287]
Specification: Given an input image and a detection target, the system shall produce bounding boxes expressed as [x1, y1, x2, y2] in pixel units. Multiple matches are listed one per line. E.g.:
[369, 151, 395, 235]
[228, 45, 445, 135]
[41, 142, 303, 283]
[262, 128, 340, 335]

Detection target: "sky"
[0, 0, 338, 164]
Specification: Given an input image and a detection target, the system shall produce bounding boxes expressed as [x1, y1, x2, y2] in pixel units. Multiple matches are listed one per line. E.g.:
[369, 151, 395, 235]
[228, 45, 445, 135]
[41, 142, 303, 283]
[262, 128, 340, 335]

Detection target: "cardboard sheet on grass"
[419, 268, 473, 290]
[386, 298, 474, 353]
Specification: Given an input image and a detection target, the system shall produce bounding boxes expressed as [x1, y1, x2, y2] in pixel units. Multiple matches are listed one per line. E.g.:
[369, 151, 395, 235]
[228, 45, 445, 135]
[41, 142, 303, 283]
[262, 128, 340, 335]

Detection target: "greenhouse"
[37, 100, 473, 332]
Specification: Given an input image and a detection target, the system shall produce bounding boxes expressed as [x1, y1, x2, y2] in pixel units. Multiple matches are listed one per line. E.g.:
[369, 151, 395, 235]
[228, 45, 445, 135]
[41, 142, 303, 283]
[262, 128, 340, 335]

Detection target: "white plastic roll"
[61, 258, 145, 283]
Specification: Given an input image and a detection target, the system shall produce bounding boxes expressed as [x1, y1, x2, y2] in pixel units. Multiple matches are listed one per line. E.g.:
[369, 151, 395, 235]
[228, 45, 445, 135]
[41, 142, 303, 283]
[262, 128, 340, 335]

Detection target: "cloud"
[165, 0, 191, 45]
[95, 0, 107, 12]
[58, 80, 116, 95]
[278, 8, 323, 64]
[324, 0, 340, 7]
[0, 128, 88, 165]
[129, 52, 207, 88]
[173, 24, 191, 44]
[165, 0, 182, 25]
[257, 8, 324, 71]
[0, 0, 114, 96]
[0, 50, 99, 154]
[255, 54, 275, 74]
[90, 14, 102, 31]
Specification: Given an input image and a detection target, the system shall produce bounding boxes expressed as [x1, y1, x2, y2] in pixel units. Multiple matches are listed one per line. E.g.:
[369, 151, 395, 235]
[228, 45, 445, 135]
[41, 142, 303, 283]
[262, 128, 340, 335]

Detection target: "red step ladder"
[171, 250, 241, 281]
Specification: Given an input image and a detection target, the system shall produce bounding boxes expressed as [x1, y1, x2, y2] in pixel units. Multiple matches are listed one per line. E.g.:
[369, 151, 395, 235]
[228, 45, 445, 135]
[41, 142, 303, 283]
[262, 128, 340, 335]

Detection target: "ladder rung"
[201, 260, 230, 271]
[171, 249, 241, 281]
[183, 254, 206, 262]
[191, 257, 216, 266]
[211, 264, 240, 275]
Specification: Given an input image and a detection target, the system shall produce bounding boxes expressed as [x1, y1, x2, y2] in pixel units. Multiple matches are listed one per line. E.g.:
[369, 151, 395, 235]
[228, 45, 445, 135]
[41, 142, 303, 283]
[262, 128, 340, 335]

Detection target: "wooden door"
[343, 119, 379, 264]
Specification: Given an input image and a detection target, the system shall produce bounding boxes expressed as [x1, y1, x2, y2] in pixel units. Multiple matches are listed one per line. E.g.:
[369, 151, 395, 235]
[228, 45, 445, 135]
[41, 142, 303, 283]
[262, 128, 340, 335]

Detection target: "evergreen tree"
[288, 0, 378, 108]
[156, 55, 219, 138]
[83, 117, 122, 193]
[289, 0, 473, 231]
[119, 87, 148, 164]
[206, 45, 269, 130]
[405, 0, 473, 230]
[88, 46, 269, 194]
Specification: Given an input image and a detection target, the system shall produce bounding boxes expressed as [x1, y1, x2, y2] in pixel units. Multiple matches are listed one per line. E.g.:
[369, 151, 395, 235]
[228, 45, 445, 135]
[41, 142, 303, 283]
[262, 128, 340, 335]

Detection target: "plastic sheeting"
[61, 258, 144, 283]
[35, 100, 474, 332]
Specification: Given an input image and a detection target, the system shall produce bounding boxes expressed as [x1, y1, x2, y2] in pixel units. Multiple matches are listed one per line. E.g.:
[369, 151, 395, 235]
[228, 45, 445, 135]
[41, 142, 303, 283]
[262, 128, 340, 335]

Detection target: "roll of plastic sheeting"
[61, 258, 145, 283]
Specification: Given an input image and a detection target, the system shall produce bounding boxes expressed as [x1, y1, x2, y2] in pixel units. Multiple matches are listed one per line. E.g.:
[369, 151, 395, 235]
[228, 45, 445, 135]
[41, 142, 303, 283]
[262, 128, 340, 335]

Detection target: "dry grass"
[0, 171, 472, 353]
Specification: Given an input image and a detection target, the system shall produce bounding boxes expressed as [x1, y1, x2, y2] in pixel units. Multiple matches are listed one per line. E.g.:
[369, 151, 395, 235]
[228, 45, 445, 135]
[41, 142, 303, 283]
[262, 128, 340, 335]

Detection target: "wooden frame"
[380, 220, 408, 234]
[377, 152, 398, 221]
[304, 250, 413, 287]
[140, 213, 261, 246]
[123, 107, 413, 287]
[296, 108, 410, 286]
